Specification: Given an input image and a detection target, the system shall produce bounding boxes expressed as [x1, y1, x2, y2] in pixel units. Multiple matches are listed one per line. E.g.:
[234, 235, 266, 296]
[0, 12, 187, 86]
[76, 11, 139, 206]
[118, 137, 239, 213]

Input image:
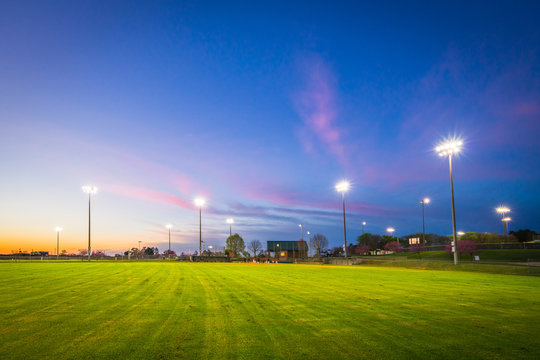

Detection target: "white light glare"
[82, 186, 98, 194]
[194, 198, 206, 207]
[335, 181, 350, 192]
[226, 218, 234, 224]
[166, 224, 173, 229]
[496, 206, 510, 214]
[502, 217, 512, 222]
[386, 227, 395, 233]
[55, 227, 63, 232]
[435, 139, 463, 157]
[457, 231, 465, 236]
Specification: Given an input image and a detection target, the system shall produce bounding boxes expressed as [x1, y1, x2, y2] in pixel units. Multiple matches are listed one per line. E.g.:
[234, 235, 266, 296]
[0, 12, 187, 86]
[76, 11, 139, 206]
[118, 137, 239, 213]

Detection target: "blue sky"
[1, 1, 539, 254]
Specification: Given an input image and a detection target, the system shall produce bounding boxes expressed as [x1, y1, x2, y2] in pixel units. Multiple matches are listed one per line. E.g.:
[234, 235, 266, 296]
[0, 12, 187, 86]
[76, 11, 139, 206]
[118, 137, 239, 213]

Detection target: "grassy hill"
[391, 249, 540, 262]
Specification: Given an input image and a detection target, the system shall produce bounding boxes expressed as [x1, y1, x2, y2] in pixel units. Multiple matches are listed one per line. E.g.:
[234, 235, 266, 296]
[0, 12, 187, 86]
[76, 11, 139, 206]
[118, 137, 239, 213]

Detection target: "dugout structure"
[267, 240, 308, 260]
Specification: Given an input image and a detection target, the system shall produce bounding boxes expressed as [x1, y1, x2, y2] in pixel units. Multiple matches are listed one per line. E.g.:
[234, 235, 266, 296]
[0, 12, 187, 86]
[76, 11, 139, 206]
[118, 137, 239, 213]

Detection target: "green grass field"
[1, 262, 539, 359]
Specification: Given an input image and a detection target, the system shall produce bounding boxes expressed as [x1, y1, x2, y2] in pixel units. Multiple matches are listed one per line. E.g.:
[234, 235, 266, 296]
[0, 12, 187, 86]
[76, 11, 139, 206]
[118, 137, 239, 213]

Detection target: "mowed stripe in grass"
[0, 263, 539, 359]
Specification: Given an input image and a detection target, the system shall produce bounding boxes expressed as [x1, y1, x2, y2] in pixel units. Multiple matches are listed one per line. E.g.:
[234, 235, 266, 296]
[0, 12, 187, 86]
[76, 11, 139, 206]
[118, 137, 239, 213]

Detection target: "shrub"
[384, 242, 400, 253]
[444, 240, 478, 256]
[409, 244, 426, 253]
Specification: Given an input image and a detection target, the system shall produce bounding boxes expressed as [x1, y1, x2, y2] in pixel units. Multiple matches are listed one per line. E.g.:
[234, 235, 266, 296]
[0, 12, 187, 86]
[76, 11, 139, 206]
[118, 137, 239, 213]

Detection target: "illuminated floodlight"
[362, 221, 366, 226]
[496, 206, 510, 214]
[82, 185, 98, 194]
[55, 227, 63, 232]
[335, 181, 350, 193]
[194, 198, 206, 207]
[435, 139, 463, 157]
[502, 217, 511, 222]
[166, 224, 173, 229]
[422, 198, 430, 204]
[457, 231, 465, 236]
[386, 227, 395, 234]
[226, 218, 234, 224]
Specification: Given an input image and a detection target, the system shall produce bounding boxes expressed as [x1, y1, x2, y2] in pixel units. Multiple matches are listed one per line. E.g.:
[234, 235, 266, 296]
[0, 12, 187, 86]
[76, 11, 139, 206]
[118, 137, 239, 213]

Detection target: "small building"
[267, 240, 308, 260]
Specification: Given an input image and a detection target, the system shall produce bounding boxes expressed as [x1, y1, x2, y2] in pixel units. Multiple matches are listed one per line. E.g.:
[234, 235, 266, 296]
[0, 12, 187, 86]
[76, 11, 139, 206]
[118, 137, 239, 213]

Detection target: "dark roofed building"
[267, 240, 308, 260]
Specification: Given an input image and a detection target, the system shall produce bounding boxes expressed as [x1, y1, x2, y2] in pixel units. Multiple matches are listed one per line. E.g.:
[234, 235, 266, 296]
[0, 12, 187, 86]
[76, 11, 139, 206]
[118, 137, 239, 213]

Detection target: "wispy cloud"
[104, 183, 194, 209]
[293, 55, 347, 165]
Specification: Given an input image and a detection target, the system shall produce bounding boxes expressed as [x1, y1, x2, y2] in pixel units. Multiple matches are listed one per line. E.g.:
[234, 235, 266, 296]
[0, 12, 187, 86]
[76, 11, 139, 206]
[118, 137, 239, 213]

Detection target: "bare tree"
[310, 234, 328, 257]
[248, 240, 262, 257]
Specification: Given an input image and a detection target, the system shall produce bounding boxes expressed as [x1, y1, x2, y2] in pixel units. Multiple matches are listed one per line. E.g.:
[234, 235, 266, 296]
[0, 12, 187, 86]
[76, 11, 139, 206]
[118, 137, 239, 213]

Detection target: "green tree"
[226, 233, 245, 256]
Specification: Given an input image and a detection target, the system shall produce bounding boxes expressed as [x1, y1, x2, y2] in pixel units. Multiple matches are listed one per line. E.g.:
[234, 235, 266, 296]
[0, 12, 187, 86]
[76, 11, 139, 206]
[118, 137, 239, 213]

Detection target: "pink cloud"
[104, 183, 194, 209]
[293, 55, 347, 165]
[242, 183, 394, 217]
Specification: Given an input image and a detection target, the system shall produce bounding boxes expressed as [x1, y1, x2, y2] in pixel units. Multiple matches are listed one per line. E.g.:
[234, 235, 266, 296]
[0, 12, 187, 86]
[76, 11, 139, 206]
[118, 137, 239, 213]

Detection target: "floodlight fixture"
[194, 198, 206, 207]
[435, 139, 463, 157]
[335, 181, 350, 193]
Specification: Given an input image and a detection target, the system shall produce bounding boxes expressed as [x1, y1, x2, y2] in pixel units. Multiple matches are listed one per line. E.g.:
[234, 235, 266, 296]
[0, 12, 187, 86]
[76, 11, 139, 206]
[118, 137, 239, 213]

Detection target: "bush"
[444, 240, 478, 256]
[409, 244, 426, 253]
[384, 242, 400, 253]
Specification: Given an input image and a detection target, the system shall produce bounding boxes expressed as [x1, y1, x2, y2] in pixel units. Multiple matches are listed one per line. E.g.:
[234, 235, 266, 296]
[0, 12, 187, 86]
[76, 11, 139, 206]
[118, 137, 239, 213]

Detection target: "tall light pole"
[306, 231, 311, 257]
[335, 181, 350, 259]
[502, 217, 511, 245]
[55, 227, 63, 260]
[299, 224, 303, 240]
[226, 218, 234, 236]
[387, 227, 397, 250]
[362, 221, 366, 234]
[194, 198, 206, 255]
[421, 198, 430, 245]
[436, 139, 463, 265]
[166, 224, 173, 255]
[496, 207, 510, 248]
[82, 186, 98, 262]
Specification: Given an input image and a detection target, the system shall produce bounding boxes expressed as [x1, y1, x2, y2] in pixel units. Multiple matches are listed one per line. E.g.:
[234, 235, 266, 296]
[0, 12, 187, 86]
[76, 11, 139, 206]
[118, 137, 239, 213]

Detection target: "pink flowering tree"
[409, 243, 426, 253]
[444, 240, 478, 257]
[384, 241, 400, 253]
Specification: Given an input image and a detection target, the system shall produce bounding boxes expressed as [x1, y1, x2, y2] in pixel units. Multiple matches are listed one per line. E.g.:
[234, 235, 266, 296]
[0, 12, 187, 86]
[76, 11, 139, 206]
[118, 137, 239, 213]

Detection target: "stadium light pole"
[421, 198, 430, 245]
[335, 181, 350, 259]
[502, 217, 511, 245]
[306, 231, 311, 257]
[299, 224, 303, 240]
[226, 218, 234, 236]
[436, 139, 463, 265]
[82, 186, 98, 262]
[194, 198, 206, 255]
[55, 227, 63, 260]
[496, 206, 510, 248]
[166, 224, 173, 255]
[362, 221, 366, 234]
